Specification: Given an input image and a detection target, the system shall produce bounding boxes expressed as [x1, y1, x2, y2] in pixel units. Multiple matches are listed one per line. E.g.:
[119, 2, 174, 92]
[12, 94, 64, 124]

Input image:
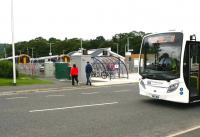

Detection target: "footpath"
[91, 73, 139, 86]
[0, 73, 139, 96]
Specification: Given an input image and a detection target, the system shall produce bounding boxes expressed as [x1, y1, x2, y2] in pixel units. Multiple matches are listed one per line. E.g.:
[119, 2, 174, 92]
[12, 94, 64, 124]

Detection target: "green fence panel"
[66, 66, 71, 80]
[55, 63, 71, 80]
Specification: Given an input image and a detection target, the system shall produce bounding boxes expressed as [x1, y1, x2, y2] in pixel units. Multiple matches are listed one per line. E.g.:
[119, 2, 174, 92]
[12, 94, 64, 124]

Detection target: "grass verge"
[0, 76, 52, 86]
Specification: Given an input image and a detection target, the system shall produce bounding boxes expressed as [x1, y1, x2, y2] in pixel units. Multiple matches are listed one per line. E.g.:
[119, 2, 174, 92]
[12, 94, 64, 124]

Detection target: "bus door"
[184, 41, 200, 101]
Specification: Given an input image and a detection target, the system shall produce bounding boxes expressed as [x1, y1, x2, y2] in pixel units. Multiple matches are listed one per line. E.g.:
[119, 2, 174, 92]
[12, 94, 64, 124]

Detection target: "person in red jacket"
[70, 64, 79, 85]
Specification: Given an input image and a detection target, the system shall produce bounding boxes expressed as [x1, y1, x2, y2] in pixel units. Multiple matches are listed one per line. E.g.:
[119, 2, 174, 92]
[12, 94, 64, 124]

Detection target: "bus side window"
[192, 45, 199, 64]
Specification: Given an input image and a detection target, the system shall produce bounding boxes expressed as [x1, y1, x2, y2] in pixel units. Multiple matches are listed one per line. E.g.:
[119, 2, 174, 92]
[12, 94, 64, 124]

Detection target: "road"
[0, 83, 200, 137]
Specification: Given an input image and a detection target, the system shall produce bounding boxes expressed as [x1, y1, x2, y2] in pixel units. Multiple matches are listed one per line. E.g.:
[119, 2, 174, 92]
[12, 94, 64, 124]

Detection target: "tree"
[112, 31, 147, 56]
[3, 30, 149, 58]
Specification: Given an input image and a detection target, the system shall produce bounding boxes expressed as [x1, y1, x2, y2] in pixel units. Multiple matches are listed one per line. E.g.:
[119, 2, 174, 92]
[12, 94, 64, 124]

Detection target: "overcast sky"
[0, 0, 200, 43]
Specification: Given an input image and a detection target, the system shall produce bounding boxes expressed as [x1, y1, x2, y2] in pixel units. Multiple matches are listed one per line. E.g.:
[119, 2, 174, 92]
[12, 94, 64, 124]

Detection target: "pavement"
[0, 73, 139, 96]
[91, 73, 139, 86]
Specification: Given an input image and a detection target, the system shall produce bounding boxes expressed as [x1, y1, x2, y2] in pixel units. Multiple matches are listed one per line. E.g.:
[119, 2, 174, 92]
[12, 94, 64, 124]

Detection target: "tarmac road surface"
[0, 83, 200, 137]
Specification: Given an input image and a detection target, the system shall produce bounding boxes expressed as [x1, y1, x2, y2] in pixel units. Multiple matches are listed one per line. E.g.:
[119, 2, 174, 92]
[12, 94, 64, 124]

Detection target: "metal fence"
[17, 63, 45, 77]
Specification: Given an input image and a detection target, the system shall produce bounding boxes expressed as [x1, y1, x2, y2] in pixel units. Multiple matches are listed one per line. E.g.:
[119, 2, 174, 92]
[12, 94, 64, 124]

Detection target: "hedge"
[0, 60, 19, 78]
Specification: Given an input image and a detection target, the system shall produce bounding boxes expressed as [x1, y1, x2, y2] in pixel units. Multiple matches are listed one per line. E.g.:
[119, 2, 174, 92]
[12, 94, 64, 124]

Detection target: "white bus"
[138, 31, 200, 103]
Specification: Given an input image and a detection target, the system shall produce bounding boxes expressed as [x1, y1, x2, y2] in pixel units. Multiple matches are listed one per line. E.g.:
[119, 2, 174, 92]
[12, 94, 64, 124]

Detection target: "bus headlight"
[167, 83, 179, 93]
[140, 80, 146, 89]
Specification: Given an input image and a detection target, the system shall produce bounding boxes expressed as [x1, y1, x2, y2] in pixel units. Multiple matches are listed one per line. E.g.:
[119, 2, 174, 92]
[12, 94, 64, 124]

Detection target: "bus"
[138, 31, 200, 103]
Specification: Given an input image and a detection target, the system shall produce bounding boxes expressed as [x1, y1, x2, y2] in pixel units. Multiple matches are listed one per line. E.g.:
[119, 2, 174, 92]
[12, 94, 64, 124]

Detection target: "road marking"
[0, 83, 134, 97]
[112, 90, 130, 93]
[46, 95, 65, 97]
[6, 97, 28, 100]
[61, 86, 101, 91]
[166, 125, 200, 137]
[29, 102, 118, 113]
[59, 83, 133, 91]
[81, 92, 99, 95]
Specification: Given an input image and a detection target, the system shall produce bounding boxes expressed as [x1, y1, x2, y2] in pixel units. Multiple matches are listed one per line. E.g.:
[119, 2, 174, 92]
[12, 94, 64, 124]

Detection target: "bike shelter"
[91, 56, 129, 79]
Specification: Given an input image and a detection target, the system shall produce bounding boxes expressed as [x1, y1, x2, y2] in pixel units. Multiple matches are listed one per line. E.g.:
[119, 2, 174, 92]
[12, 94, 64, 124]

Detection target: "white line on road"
[0, 83, 133, 96]
[166, 125, 200, 137]
[46, 95, 65, 97]
[81, 92, 99, 95]
[59, 83, 133, 91]
[6, 97, 28, 100]
[112, 90, 130, 93]
[29, 102, 119, 113]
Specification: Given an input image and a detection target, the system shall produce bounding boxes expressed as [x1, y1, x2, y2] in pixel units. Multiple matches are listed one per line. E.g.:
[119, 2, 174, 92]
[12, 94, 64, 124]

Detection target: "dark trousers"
[72, 75, 78, 85]
[86, 73, 91, 85]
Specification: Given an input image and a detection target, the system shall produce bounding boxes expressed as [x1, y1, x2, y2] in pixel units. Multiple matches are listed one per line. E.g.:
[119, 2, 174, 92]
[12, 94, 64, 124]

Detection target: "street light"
[80, 39, 83, 54]
[124, 44, 132, 56]
[31, 48, 34, 63]
[30, 48, 34, 75]
[63, 50, 67, 55]
[31, 48, 34, 58]
[114, 43, 119, 54]
[18, 50, 21, 55]
[49, 42, 54, 62]
[11, 0, 16, 85]
[127, 37, 134, 52]
[27, 47, 29, 55]
[49, 42, 52, 56]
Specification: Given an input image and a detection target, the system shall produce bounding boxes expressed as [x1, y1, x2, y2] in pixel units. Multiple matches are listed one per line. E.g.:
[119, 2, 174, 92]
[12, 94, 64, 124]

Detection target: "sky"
[0, 0, 200, 43]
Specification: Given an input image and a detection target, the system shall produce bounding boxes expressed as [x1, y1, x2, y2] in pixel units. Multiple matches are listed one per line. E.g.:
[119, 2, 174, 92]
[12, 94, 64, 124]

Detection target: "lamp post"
[114, 43, 119, 54]
[49, 42, 53, 62]
[31, 48, 33, 58]
[31, 48, 34, 75]
[63, 50, 67, 55]
[127, 37, 134, 52]
[31, 48, 34, 62]
[27, 47, 29, 55]
[18, 50, 21, 55]
[49, 42, 52, 56]
[80, 39, 83, 55]
[11, 0, 16, 85]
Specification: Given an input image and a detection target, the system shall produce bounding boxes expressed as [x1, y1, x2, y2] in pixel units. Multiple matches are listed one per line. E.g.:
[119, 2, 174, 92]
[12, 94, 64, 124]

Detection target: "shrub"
[0, 60, 19, 78]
